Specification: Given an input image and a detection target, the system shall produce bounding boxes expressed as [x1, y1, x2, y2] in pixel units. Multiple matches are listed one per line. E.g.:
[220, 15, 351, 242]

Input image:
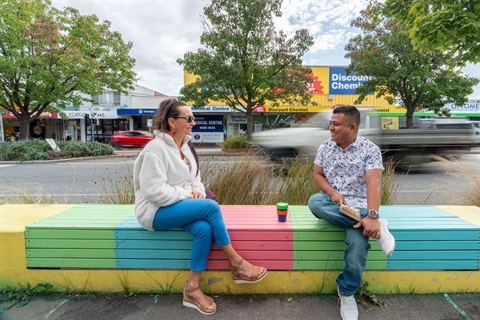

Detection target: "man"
[308, 106, 395, 320]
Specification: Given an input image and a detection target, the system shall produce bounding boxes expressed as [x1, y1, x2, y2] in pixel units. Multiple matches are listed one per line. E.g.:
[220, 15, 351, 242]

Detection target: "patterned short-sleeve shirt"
[314, 135, 384, 208]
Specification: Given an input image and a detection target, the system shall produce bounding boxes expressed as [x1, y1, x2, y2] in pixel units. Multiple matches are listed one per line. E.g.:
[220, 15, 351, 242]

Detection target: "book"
[340, 204, 361, 221]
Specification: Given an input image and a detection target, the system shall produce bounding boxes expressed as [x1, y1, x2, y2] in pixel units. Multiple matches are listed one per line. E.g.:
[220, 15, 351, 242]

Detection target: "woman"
[133, 99, 267, 315]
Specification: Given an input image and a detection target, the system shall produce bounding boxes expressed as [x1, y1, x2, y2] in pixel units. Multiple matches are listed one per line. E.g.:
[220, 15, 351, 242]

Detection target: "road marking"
[0, 165, 13, 169]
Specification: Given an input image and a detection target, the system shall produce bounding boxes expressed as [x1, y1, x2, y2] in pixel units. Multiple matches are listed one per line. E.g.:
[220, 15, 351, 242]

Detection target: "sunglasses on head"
[173, 116, 195, 123]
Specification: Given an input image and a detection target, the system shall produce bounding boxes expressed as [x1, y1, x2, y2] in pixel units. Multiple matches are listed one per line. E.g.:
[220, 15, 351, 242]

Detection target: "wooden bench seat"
[25, 204, 480, 272]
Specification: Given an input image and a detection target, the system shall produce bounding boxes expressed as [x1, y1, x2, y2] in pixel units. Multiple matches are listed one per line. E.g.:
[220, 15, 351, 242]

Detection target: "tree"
[177, 0, 314, 139]
[0, 0, 136, 140]
[384, 0, 480, 65]
[345, 4, 479, 128]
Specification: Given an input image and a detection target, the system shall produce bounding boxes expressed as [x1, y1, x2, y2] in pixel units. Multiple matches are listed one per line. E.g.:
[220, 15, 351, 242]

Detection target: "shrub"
[57, 141, 113, 158]
[0, 139, 51, 161]
[221, 135, 252, 149]
[0, 140, 114, 161]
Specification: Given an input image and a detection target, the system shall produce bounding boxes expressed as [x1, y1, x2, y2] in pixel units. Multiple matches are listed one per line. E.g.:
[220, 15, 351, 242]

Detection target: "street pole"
[0, 108, 4, 142]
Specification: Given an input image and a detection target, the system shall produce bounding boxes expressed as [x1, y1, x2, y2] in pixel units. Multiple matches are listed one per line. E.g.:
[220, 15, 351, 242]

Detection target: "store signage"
[227, 114, 247, 124]
[191, 114, 224, 143]
[192, 106, 232, 112]
[329, 67, 374, 95]
[117, 108, 157, 115]
[3, 111, 58, 119]
[445, 102, 480, 112]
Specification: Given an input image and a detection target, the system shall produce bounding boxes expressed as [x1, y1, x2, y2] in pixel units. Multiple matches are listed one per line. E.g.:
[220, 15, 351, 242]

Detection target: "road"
[0, 152, 479, 205]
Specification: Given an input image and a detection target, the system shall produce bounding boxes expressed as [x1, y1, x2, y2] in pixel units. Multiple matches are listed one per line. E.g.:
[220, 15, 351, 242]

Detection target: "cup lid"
[276, 202, 289, 210]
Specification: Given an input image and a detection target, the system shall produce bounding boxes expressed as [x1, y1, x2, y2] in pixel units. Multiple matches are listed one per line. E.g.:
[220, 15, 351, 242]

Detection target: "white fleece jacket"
[133, 132, 205, 231]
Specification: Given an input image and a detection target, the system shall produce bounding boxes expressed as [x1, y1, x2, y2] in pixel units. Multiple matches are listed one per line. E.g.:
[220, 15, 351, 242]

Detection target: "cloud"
[51, 0, 478, 99]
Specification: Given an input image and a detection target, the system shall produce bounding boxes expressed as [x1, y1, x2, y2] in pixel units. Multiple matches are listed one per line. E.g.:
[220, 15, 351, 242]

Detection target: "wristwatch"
[367, 209, 379, 219]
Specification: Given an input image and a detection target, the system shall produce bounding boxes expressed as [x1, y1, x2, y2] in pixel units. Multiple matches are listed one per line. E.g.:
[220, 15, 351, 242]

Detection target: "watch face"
[368, 210, 379, 218]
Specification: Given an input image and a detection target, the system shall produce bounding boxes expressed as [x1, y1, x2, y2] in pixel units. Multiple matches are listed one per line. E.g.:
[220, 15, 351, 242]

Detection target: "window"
[92, 91, 121, 105]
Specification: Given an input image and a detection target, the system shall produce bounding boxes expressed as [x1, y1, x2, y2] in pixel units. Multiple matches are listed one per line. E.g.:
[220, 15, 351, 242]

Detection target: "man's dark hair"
[333, 106, 360, 126]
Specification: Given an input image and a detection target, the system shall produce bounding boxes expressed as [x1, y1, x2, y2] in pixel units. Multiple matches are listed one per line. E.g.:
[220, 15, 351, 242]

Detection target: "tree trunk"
[405, 106, 415, 128]
[246, 111, 253, 140]
[18, 115, 32, 140]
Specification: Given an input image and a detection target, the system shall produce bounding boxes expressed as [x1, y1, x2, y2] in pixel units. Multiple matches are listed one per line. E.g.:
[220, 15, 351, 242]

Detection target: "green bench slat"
[26, 229, 113, 239]
[27, 258, 115, 268]
[27, 239, 114, 249]
[27, 249, 115, 258]
[295, 261, 387, 270]
[295, 250, 386, 260]
[293, 232, 346, 241]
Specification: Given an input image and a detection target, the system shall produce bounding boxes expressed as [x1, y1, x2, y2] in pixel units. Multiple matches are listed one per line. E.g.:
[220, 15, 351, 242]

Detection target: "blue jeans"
[308, 192, 370, 296]
[152, 199, 231, 272]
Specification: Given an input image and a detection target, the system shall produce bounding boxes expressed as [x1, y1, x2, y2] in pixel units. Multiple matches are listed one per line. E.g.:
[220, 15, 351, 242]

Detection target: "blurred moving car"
[109, 130, 154, 149]
[252, 111, 479, 165]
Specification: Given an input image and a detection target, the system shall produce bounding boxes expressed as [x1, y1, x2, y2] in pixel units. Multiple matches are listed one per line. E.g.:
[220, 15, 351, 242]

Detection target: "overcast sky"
[51, 0, 479, 99]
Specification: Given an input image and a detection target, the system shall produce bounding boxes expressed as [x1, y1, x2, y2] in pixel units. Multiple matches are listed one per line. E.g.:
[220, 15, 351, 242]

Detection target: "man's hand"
[329, 191, 345, 205]
[354, 217, 381, 239]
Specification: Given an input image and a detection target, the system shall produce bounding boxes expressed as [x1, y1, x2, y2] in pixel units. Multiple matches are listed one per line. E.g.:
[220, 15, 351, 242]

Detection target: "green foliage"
[221, 135, 252, 149]
[0, 0, 136, 140]
[345, 2, 479, 128]
[202, 154, 398, 205]
[0, 140, 113, 161]
[0, 283, 53, 312]
[98, 167, 135, 204]
[56, 141, 114, 158]
[177, 0, 314, 139]
[384, 0, 480, 65]
[381, 157, 400, 205]
[0, 140, 51, 161]
[355, 280, 385, 308]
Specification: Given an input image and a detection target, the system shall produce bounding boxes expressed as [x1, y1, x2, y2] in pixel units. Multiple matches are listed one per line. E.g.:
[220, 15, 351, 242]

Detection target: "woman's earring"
[172, 131, 177, 137]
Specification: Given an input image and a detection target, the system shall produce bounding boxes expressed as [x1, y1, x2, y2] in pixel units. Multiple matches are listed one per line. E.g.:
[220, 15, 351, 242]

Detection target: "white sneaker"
[377, 218, 395, 257]
[338, 287, 358, 320]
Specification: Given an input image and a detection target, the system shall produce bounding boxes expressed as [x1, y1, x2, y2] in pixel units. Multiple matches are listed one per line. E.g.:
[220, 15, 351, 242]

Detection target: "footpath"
[1, 292, 479, 320]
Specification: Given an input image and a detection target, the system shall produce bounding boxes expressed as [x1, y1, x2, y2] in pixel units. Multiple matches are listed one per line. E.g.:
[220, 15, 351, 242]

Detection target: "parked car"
[109, 130, 154, 149]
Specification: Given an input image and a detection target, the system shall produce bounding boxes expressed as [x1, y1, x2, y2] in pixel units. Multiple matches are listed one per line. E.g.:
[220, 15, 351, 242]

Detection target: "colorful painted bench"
[24, 204, 480, 271]
[2, 203, 479, 294]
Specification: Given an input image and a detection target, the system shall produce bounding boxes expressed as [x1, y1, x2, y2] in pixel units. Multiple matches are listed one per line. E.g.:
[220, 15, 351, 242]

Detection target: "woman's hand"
[189, 192, 205, 199]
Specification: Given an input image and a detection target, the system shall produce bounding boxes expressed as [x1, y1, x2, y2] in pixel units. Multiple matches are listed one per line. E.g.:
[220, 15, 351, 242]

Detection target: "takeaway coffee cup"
[276, 202, 289, 222]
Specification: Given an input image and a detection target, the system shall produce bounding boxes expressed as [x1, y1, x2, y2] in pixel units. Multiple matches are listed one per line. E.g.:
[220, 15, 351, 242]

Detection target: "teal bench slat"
[116, 249, 191, 259]
[388, 251, 479, 260]
[387, 260, 479, 270]
[115, 240, 193, 250]
[391, 231, 479, 241]
[396, 241, 480, 250]
[115, 230, 194, 240]
[116, 259, 191, 269]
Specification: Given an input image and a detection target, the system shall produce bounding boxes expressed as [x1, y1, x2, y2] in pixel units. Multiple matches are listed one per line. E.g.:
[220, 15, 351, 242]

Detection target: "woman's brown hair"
[152, 99, 187, 132]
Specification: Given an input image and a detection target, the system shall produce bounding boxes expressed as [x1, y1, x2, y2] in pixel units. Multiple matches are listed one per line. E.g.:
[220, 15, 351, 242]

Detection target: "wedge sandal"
[230, 258, 268, 284]
[182, 283, 217, 316]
